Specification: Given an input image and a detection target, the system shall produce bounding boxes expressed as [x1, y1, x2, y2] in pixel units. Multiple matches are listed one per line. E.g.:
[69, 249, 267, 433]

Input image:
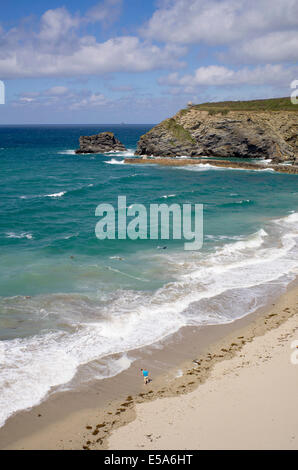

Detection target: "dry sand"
[1, 283, 297, 450]
[109, 302, 298, 450]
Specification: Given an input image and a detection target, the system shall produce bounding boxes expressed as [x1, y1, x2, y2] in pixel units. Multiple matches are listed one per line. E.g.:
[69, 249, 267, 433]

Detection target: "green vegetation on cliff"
[179, 97, 297, 116]
[161, 118, 196, 143]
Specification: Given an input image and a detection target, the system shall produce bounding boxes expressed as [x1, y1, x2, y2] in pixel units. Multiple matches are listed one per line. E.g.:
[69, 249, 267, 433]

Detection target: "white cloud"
[143, 0, 298, 45]
[224, 31, 298, 64]
[19, 97, 36, 103]
[0, 6, 185, 78]
[13, 87, 112, 110]
[69, 93, 110, 109]
[38, 8, 80, 42]
[142, 0, 298, 64]
[160, 64, 298, 89]
[85, 0, 123, 25]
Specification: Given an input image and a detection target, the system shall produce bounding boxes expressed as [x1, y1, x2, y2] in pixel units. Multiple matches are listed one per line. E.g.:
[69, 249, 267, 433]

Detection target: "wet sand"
[1, 279, 297, 450]
[109, 303, 298, 450]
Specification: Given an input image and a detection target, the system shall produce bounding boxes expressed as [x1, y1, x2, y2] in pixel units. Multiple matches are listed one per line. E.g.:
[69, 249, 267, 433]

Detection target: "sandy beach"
[109, 294, 298, 450]
[1, 0, 298, 454]
[1, 281, 297, 450]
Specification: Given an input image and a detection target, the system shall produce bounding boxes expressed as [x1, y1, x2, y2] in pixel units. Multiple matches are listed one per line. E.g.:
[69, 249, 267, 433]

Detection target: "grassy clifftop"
[179, 97, 297, 116]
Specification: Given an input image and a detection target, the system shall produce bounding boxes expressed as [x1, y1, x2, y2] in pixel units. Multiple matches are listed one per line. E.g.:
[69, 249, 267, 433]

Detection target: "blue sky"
[0, 0, 297, 124]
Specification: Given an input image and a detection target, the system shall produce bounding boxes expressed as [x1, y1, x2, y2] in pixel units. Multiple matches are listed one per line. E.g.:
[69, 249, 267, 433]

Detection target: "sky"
[0, 0, 297, 124]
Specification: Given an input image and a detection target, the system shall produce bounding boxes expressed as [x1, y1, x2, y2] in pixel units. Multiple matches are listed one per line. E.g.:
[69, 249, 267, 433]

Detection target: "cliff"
[76, 132, 126, 154]
[135, 98, 298, 163]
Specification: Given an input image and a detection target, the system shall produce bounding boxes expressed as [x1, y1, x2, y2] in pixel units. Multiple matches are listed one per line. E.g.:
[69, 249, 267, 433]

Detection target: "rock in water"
[75, 132, 126, 154]
[135, 98, 298, 164]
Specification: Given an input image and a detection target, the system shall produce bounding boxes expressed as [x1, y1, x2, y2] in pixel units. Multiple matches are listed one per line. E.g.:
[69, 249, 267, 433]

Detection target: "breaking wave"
[0, 212, 297, 427]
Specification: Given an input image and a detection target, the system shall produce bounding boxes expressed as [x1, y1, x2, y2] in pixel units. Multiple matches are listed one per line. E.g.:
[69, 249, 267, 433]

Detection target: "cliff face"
[135, 105, 298, 163]
[76, 132, 126, 154]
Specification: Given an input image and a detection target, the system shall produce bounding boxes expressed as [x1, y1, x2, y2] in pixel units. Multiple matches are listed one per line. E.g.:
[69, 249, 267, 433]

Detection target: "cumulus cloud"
[38, 8, 80, 43]
[160, 64, 298, 90]
[142, 0, 298, 64]
[143, 0, 298, 44]
[223, 31, 298, 64]
[3, 0, 298, 112]
[0, 6, 185, 78]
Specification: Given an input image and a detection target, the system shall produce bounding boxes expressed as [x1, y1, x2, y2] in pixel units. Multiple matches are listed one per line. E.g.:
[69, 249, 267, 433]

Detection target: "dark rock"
[76, 132, 126, 154]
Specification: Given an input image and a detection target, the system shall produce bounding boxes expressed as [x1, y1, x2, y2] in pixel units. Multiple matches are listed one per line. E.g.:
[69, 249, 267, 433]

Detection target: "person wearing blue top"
[141, 368, 150, 384]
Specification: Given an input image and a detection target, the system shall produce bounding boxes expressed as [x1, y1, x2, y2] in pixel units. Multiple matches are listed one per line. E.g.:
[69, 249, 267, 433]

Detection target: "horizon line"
[0, 123, 157, 126]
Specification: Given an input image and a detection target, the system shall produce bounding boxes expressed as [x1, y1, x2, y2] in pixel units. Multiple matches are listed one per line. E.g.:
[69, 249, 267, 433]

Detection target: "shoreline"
[1, 278, 297, 450]
[124, 157, 298, 174]
[109, 293, 298, 450]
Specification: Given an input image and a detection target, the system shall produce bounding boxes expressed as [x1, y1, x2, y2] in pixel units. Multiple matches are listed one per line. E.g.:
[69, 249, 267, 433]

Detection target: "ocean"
[0, 124, 297, 427]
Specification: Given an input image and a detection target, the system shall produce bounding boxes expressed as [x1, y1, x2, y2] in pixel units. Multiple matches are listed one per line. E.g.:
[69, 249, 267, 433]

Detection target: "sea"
[0, 124, 297, 427]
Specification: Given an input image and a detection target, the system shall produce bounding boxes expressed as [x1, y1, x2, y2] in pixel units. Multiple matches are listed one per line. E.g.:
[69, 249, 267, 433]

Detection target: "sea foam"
[45, 191, 66, 198]
[104, 158, 125, 164]
[5, 232, 33, 239]
[0, 212, 297, 427]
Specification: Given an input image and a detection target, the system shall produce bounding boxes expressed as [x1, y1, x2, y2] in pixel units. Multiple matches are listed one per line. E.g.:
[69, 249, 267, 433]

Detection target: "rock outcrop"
[125, 157, 298, 174]
[76, 132, 126, 154]
[135, 99, 298, 163]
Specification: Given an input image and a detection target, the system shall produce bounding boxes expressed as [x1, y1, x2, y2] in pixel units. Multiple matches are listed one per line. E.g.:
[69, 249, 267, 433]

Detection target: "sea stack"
[75, 132, 127, 154]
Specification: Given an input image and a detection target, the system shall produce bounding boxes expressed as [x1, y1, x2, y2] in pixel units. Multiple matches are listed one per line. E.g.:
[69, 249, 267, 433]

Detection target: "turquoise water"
[0, 125, 297, 426]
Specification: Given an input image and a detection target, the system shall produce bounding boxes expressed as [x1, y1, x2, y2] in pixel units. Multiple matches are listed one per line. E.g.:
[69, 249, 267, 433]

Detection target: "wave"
[0, 211, 297, 427]
[180, 163, 223, 172]
[20, 184, 95, 200]
[104, 158, 125, 165]
[5, 232, 33, 240]
[205, 234, 245, 241]
[20, 192, 66, 199]
[162, 194, 176, 199]
[220, 199, 255, 208]
[58, 149, 76, 155]
[104, 149, 135, 157]
[179, 163, 276, 173]
[45, 191, 66, 198]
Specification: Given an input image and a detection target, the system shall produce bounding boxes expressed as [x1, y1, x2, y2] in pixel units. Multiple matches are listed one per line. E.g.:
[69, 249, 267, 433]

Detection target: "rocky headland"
[135, 98, 297, 164]
[75, 132, 126, 154]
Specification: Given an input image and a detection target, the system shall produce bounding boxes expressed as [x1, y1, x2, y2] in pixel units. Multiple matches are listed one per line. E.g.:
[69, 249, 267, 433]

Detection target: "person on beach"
[141, 368, 150, 384]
